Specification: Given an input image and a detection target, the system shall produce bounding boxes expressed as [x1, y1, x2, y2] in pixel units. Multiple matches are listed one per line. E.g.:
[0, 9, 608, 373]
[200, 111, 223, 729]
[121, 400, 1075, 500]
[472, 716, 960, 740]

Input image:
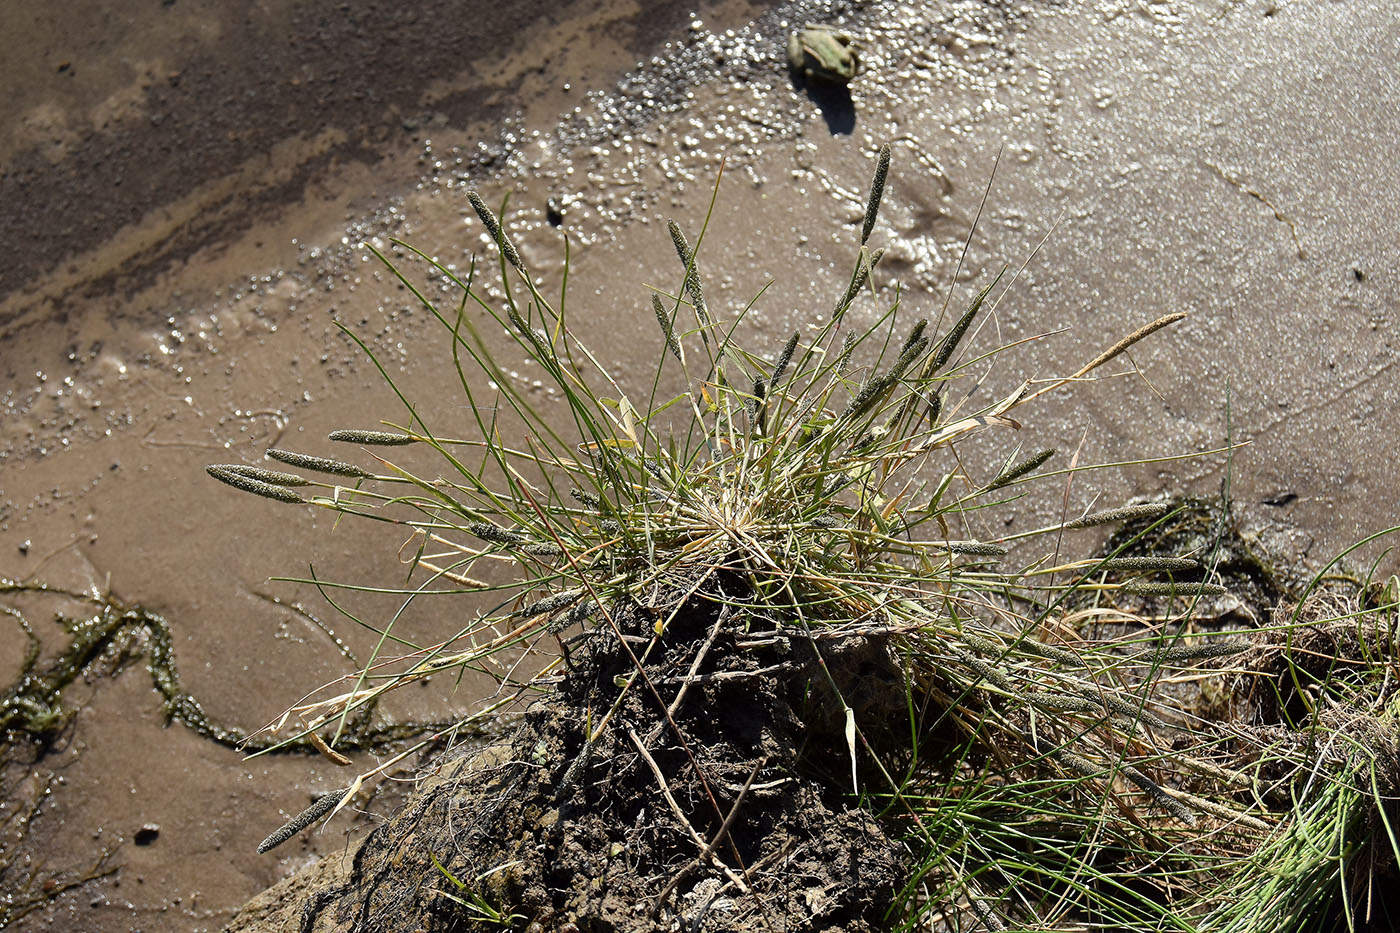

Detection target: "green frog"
[786, 24, 860, 84]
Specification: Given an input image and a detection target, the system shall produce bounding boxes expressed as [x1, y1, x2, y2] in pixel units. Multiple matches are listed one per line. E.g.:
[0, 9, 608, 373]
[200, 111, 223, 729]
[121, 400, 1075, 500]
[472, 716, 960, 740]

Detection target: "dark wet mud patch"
[298, 591, 905, 932]
[0, 0, 792, 307]
[0, 770, 118, 931]
[1101, 496, 1291, 613]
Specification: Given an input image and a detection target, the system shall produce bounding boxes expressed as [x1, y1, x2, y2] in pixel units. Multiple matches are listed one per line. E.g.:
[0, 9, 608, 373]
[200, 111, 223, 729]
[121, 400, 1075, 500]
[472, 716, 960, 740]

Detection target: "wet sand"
[2, 0, 1397, 929]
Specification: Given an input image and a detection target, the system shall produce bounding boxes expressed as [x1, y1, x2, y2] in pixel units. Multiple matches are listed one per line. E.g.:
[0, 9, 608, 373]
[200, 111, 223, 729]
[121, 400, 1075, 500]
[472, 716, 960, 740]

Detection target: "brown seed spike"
[861, 143, 892, 245]
[651, 294, 683, 362]
[837, 332, 857, 374]
[924, 391, 942, 428]
[1071, 312, 1190, 380]
[1097, 556, 1198, 572]
[901, 320, 928, 355]
[1123, 581, 1228, 598]
[1062, 502, 1174, 530]
[467, 190, 523, 269]
[667, 220, 710, 326]
[834, 248, 874, 319]
[931, 271, 1002, 373]
[206, 466, 307, 504]
[215, 464, 312, 487]
[986, 448, 1056, 491]
[772, 331, 799, 385]
[257, 788, 349, 854]
[328, 429, 416, 446]
[265, 449, 371, 479]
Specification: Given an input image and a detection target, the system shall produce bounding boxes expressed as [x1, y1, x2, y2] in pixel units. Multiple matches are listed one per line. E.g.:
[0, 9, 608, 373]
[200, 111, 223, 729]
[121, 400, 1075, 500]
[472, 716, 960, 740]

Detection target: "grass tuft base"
[301, 587, 904, 931]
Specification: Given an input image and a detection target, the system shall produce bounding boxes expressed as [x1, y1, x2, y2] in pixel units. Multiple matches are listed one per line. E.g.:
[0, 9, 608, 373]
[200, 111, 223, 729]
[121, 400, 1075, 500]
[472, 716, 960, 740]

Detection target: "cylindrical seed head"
[860, 143, 892, 245]
[206, 466, 307, 503]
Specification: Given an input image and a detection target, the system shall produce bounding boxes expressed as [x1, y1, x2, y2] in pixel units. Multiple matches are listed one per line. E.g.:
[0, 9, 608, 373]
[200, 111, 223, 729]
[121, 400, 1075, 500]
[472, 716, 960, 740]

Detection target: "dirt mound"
[292, 587, 905, 932]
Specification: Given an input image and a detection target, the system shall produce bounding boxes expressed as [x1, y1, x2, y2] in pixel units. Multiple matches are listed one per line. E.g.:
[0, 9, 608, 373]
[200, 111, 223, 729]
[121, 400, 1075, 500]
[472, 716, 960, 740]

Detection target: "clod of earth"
[291, 589, 905, 932]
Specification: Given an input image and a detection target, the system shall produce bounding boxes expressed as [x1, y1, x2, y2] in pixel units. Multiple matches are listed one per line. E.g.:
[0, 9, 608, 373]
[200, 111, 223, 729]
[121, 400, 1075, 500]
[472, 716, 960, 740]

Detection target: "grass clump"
[209, 147, 1400, 931]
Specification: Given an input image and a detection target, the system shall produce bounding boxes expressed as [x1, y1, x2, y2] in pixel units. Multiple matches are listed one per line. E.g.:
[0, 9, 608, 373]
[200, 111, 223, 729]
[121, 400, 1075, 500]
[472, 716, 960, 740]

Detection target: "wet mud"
[2, 0, 1398, 929]
[0, 0, 780, 309]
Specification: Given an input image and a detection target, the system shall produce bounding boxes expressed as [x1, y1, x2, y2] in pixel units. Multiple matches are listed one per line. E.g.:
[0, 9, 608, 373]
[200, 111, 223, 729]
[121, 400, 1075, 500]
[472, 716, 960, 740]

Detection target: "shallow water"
[2, 0, 1397, 928]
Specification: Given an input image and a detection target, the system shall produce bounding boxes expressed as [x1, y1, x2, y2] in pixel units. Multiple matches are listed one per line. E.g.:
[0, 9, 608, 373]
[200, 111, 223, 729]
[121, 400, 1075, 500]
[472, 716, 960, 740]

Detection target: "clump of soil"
[297, 581, 906, 932]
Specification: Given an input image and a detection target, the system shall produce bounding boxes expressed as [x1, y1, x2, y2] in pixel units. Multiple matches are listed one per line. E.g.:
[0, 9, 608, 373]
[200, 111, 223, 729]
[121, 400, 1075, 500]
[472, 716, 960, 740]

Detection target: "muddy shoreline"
[3, 0, 1398, 929]
[0, 0, 781, 309]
